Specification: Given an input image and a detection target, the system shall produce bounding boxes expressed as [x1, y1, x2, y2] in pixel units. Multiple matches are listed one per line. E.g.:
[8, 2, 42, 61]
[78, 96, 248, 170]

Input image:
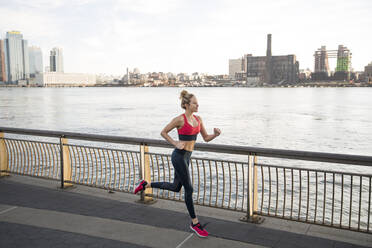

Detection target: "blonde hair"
[179, 90, 195, 109]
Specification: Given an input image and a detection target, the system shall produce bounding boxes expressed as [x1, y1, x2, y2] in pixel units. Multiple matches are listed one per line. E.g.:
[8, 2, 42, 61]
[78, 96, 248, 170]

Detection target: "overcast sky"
[0, 0, 371, 75]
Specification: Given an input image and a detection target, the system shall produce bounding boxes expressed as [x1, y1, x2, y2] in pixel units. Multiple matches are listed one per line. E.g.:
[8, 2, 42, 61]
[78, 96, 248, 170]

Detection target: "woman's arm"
[160, 116, 185, 149]
[198, 116, 221, 142]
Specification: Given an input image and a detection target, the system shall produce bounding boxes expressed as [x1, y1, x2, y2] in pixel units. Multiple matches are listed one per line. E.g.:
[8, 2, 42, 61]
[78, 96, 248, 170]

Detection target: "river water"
[1, 87, 372, 228]
[1, 87, 371, 154]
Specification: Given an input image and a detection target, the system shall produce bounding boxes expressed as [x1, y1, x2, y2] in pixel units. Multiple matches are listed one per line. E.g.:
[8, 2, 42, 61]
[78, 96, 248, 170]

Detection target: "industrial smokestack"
[266, 34, 272, 57]
[265, 34, 272, 84]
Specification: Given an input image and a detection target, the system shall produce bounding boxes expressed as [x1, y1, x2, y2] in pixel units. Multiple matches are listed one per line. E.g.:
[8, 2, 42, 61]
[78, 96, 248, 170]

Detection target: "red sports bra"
[177, 114, 200, 141]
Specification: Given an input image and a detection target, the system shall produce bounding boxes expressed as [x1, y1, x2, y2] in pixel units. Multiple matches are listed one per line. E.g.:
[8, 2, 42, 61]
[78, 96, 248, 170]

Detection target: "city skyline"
[0, 0, 371, 75]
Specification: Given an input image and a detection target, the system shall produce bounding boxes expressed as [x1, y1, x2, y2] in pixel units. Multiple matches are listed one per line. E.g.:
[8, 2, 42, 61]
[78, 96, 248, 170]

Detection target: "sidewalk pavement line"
[2, 206, 195, 248]
[0, 206, 17, 215]
[175, 233, 193, 248]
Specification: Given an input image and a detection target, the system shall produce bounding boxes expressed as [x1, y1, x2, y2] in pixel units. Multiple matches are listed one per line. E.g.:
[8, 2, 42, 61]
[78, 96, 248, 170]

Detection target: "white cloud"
[114, 0, 181, 15]
[1, 0, 371, 74]
[0, 8, 60, 40]
[6, 0, 97, 9]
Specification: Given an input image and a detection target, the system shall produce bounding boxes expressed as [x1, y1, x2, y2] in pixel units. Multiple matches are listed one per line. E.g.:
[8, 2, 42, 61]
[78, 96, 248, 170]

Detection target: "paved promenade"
[1, 175, 371, 248]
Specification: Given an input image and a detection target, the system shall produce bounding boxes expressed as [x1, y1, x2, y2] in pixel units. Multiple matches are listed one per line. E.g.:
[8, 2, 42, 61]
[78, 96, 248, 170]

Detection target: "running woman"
[134, 90, 221, 238]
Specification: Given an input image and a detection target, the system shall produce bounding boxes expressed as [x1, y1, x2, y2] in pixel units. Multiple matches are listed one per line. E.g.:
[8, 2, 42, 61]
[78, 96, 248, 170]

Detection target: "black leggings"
[151, 148, 195, 219]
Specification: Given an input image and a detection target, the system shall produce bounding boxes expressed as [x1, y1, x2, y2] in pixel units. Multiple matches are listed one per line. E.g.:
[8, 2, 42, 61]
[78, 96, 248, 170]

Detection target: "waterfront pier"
[1, 127, 372, 247]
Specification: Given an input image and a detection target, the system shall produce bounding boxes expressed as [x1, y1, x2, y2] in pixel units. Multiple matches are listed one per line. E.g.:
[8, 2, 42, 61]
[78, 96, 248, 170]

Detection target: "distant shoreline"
[1, 84, 371, 88]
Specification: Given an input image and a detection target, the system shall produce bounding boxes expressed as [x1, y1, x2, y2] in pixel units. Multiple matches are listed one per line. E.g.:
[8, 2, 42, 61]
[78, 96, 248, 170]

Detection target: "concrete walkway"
[1, 175, 371, 248]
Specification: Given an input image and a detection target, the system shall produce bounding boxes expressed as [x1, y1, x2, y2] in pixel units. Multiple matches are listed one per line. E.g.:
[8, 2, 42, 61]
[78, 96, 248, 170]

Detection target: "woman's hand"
[213, 128, 221, 137]
[175, 141, 186, 150]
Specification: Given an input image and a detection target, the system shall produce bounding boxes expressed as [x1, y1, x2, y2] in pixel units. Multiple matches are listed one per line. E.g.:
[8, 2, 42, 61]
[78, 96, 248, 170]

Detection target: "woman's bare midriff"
[182, 141, 195, 152]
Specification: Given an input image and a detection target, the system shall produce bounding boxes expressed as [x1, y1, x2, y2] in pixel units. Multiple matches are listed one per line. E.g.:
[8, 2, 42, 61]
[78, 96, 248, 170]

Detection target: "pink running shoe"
[190, 222, 209, 238]
[134, 180, 148, 194]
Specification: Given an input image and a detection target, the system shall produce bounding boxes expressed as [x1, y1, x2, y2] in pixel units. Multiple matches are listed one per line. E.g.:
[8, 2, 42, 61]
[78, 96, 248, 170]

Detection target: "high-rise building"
[364, 62, 372, 83]
[334, 45, 352, 80]
[229, 58, 244, 79]
[336, 45, 351, 72]
[313, 45, 352, 81]
[0, 40, 6, 82]
[28, 46, 43, 77]
[3, 31, 30, 83]
[50, 47, 64, 72]
[314, 46, 330, 77]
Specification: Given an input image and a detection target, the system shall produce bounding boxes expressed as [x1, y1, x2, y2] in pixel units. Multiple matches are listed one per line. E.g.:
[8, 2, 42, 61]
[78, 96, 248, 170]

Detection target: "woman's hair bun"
[180, 90, 188, 99]
[179, 90, 194, 109]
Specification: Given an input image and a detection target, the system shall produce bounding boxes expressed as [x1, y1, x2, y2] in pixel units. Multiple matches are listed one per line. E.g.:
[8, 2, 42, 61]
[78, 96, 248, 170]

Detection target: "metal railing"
[0, 137, 61, 180]
[0, 127, 372, 233]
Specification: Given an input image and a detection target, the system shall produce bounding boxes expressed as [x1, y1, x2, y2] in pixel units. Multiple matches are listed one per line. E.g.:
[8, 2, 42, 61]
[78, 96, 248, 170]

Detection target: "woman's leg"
[150, 171, 182, 192]
[171, 150, 196, 220]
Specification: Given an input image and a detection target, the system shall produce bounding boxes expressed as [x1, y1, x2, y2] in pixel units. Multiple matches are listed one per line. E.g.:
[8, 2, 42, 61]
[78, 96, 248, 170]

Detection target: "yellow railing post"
[253, 156, 258, 214]
[60, 137, 73, 188]
[0, 132, 9, 177]
[247, 155, 253, 218]
[139, 144, 155, 204]
[240, 155, 264, 223]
